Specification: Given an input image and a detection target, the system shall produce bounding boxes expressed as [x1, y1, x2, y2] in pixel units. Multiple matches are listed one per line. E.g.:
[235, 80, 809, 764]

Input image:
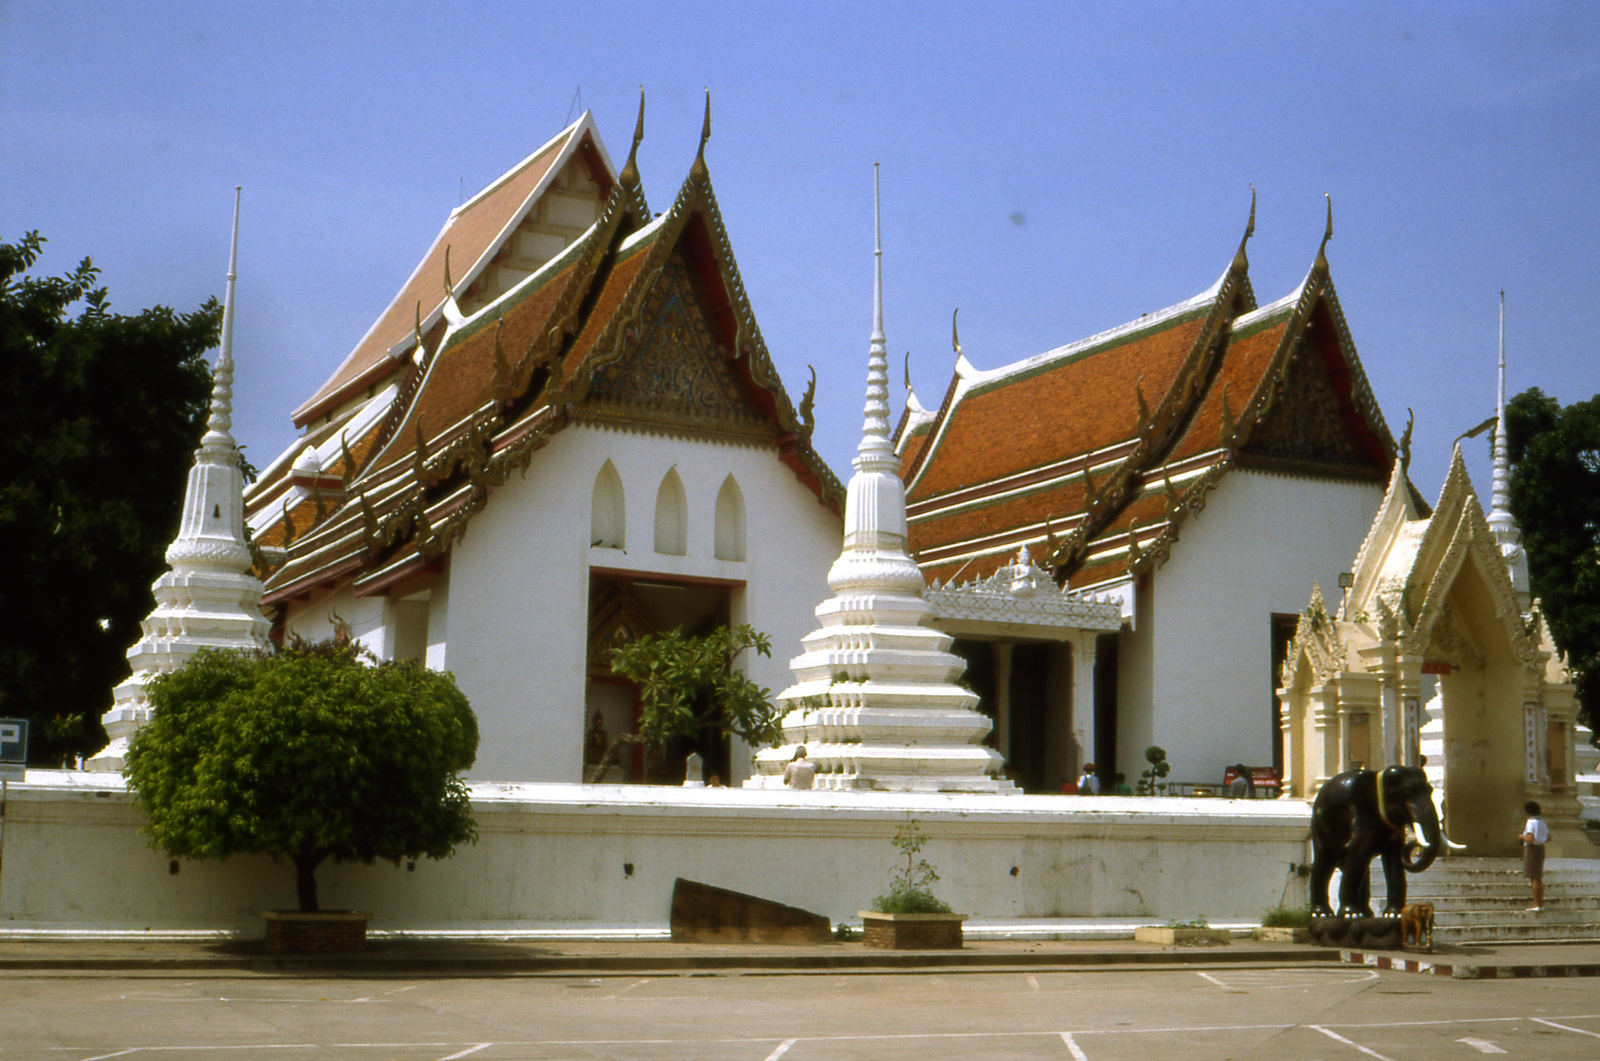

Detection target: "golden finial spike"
[904, 351, 914, 396]
[1231, 185, 1256, 274]
[413, 300, 423, 354]
[951, 308, 961, 358]
[691, 88, 711, 181]
[1315, 192, 1333, 271]
[620, 87, 645, 188]
[443, 245, 453, 294]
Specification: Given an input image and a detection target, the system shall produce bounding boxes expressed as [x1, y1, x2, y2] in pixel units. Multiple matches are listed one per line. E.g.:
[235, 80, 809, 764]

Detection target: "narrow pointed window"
[714, 475, 746, 561]
[654, 468, 687, 556]
[591, 461, 625, 549]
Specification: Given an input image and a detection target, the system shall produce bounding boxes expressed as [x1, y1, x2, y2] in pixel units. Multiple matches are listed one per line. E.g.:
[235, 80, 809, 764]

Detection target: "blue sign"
[0, 718, 27, 763]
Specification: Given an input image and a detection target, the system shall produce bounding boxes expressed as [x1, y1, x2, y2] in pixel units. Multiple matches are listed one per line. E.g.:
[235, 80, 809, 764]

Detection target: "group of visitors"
[1065, 764, 1131, 795]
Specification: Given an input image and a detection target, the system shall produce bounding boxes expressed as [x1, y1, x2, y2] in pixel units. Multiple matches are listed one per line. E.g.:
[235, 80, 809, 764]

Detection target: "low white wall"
[0, 772, 1311, 934]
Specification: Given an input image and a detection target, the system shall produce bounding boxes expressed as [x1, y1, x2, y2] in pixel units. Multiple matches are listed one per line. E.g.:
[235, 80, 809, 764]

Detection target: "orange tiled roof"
[904, 241, 1394, 591]
[256, 129, 842, 605]
[291, 117, 620, 428]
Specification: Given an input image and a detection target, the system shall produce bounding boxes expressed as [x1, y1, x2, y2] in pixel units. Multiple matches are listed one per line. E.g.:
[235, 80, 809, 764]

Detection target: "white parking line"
[1533, 1017, 1600, 1039]
[604, 977, 651, 999]
[1027, 973, 1040, 992]
[762, 1039, 796, 1061]
[1309, 1024, 1396, 1061]
[436, 1045, 491, 1061]
[1059, 1031, 1090, 1060]
[1456, 1038, 1508, 1054]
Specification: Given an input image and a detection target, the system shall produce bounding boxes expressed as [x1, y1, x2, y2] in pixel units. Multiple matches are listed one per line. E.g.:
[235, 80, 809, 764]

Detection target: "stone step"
[1434, 923, 1600, 943]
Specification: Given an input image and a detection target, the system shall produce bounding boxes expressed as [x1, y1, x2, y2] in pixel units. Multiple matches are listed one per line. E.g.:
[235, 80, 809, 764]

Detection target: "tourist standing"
[1520, 800, 1549, 911]
[1077, 763, 1101, 795]
[783, 746, 816, 789]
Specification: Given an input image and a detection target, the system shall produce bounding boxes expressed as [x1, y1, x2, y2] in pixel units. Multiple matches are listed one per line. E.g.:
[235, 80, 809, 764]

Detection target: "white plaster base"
[0, 772, 1311, 934]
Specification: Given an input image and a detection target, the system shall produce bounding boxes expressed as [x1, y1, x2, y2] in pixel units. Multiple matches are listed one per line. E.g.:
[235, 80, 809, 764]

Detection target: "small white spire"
[857, 163, 893, 459]
[1491, 289, 1510, 517]
[204, 187, 242, 448]
[1487, 290, 1530, 607]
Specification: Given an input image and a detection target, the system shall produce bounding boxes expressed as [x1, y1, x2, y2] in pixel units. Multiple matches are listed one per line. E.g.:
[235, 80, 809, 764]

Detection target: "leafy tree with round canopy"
[125, 638, 479, 912]
[1506, 387, 1600, 734]
[1, 232, 219, 765]
[589, 624, 779, 783]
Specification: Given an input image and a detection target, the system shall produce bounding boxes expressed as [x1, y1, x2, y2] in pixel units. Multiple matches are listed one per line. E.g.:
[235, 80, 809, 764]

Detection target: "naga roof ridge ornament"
[619, 87, 645, 190]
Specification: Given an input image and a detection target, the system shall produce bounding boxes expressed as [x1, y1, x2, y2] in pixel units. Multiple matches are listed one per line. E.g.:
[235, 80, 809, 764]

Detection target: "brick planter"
[860, 911, 965, 949]
[1133, 925, 1232, 945]
[263, 910, 373, 953]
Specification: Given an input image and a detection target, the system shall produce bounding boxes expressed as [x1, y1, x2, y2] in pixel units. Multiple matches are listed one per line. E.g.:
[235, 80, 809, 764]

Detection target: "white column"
[1070, 631, 1098, 773]
[992, 643, 1013, 762]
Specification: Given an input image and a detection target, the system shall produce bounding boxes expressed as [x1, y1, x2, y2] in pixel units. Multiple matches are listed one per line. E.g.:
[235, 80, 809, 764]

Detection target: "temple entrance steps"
[1368, 858, 1600, 943]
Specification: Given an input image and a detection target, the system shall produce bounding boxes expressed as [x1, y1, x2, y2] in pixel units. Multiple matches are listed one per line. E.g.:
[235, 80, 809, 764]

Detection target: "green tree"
[1506, 388, 1600, 733]
[0, 232, 218, 765]
[591, 624, 780, 783]
[125, 639, 479, 912]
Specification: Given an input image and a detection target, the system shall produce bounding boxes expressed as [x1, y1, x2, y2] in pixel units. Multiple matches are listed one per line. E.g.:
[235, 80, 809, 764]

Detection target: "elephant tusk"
[1442, 832, 1468, 850]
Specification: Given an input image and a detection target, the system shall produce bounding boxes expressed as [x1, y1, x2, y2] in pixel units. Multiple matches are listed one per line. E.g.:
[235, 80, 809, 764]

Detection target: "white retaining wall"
[0, 772, 1312, 934]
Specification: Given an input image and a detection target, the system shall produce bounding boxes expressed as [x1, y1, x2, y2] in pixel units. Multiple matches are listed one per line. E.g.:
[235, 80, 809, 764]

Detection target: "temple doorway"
[585, 571, 738, 784]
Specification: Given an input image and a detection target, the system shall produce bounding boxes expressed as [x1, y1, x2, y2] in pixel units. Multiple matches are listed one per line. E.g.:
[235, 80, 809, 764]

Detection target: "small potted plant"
[860, 819, 965, 949]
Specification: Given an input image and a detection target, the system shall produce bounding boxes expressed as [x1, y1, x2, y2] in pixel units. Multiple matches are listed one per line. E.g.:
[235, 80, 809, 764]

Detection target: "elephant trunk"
[1402, 795, 1444, 872]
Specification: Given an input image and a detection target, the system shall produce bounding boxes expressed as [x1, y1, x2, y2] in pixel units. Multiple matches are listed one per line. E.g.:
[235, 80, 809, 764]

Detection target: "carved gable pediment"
[1241, 333, 1381, 474]
[582, 258, 777, 443]
[1282, 582, 1347, 691]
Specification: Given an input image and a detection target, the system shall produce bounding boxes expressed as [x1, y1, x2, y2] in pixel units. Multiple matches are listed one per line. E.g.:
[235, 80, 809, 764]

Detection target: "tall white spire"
[88, 188, 271, 773]
[1487, 290, 1531, 608]
[748, 167, 1011, 793]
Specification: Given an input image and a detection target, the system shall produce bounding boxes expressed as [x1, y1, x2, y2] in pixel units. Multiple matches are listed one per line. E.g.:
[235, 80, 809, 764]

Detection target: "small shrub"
[1261, 904, 1312, 928]
[871, 818, 953, 914]
[834, 922, 860, 941]
[1138, 745, 1170, 795]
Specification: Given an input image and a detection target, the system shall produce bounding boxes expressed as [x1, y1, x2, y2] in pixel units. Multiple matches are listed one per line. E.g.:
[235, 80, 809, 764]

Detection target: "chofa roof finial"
[951, 307, 961, 359]
[620, 87, 645, 189]
[1231, 184, 1256, 274]
[1315, 192, 1333, 272]
[691, 88, 711, 182]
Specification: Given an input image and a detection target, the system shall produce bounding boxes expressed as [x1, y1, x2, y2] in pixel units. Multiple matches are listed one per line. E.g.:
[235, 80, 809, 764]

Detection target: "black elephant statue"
[1310, 765, 1450, 918]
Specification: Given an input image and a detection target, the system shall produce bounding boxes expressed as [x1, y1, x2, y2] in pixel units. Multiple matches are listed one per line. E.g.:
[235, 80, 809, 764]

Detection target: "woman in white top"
[1519, 800, 1550, 911]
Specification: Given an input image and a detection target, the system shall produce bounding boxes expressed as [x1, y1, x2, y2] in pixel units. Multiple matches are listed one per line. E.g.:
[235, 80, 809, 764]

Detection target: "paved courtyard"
[5, 966, 1600, 1060]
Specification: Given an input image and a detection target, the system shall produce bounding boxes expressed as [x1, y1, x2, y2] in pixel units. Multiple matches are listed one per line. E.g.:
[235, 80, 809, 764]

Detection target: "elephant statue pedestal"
[1308, 916, 1402, 950]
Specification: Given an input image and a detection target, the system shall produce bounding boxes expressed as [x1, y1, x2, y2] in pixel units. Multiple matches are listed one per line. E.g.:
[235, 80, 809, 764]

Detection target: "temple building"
[896, 201, 1402, 791]
[242, 104, 843, 783]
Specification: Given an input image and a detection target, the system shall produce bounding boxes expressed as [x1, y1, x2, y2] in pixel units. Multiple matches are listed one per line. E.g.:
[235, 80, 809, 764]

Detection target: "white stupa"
[748, 167, 1012, 793]
[87, 189, 271, 772]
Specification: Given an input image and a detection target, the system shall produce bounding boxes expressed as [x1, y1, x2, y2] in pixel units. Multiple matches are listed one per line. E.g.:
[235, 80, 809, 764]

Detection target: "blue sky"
[4, 1, 1596, 503]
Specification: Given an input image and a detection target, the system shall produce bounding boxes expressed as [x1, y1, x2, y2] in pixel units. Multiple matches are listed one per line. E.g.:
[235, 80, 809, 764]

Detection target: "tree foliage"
[125, 639, 479, 912]
[591, 624, 779, 783]
[0, 232, 218, 764]
[1506, 387, 1600, 732]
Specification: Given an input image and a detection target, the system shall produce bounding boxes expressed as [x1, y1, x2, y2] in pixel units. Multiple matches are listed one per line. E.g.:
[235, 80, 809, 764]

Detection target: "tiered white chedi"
[87, 190, 271, 773]
[748, 169, 1012, 793]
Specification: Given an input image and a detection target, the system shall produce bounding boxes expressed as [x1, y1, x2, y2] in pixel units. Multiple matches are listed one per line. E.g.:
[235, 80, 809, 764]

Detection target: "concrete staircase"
[1365, 857, 1600, 943]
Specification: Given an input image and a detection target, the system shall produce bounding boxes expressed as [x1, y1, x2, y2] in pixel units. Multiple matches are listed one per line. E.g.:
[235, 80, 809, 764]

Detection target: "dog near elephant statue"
[1307, 766, 1462, 948]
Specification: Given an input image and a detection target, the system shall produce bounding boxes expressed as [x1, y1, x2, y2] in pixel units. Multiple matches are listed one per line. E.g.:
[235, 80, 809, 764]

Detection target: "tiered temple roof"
[898, 199, 1397, 592]
[246, 99, 840, 604]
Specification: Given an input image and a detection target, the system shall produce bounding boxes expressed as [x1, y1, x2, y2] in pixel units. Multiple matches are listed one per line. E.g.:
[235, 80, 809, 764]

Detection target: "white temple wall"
[1139, 470, 1382, 786]
[312, 424, 841, 784]
[0, 776, 1311, 932]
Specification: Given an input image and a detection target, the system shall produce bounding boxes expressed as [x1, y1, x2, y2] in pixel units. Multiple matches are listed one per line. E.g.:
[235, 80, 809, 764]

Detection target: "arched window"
[591, 461, 625, 549]
[714, 475, 746, 561]
[654, 468, 688, 556]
